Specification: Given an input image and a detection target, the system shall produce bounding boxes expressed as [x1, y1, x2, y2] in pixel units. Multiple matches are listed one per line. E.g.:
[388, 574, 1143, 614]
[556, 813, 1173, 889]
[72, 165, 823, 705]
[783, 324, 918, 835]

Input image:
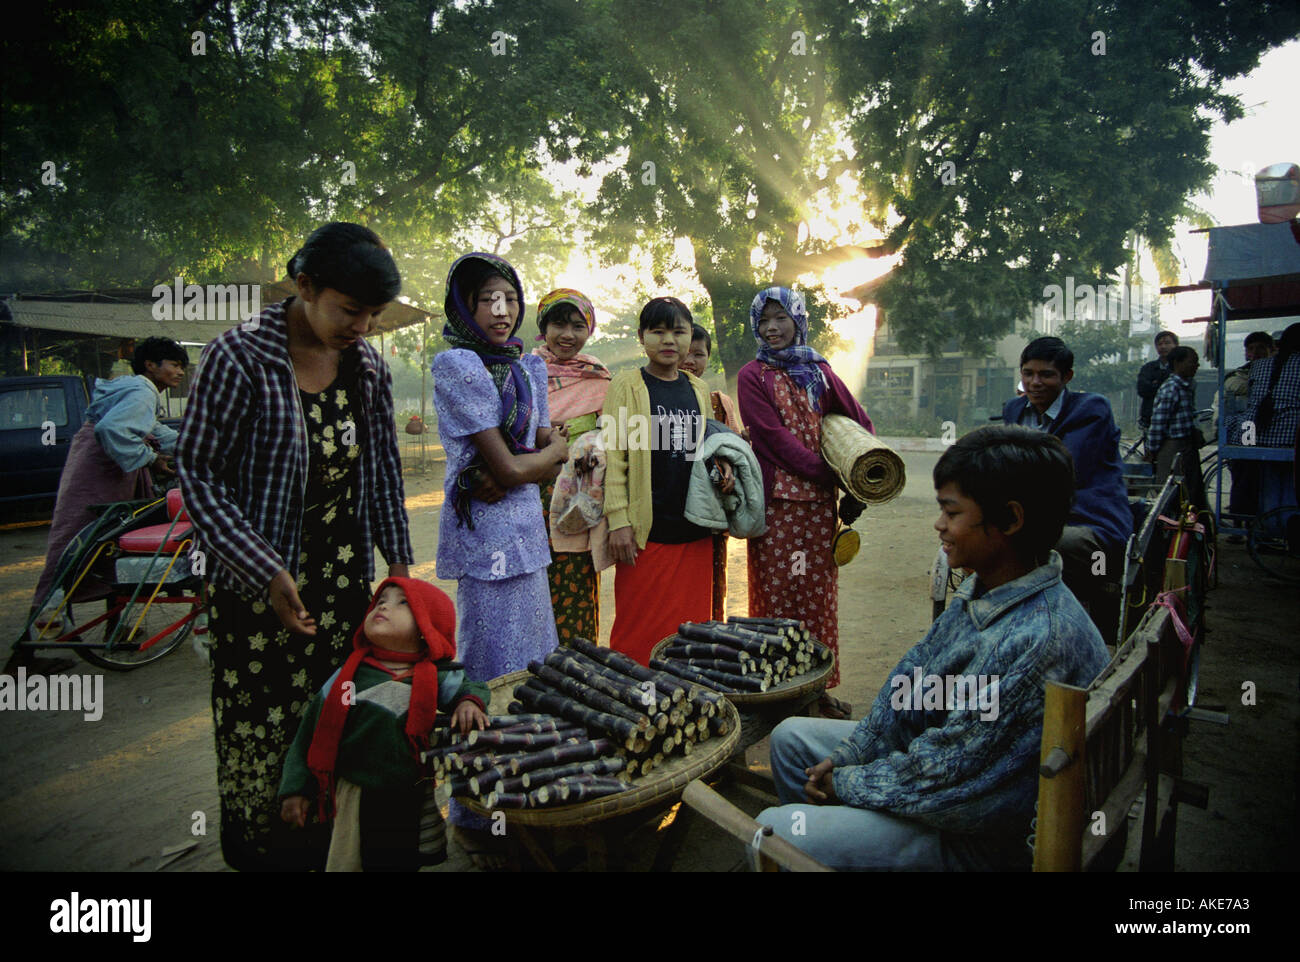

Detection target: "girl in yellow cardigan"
[601, 297, 733, 664]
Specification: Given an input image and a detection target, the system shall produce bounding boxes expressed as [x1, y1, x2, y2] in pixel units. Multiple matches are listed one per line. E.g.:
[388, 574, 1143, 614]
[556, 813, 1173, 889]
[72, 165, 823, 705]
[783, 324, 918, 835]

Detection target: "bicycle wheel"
[73, 593, 197, 671]
[1246, 506, 1300, 583]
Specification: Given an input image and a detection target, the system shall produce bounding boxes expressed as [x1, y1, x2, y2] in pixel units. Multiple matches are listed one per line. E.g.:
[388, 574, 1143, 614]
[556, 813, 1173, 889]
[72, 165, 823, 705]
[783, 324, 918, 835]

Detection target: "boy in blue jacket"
[757, 426, 1110, 871]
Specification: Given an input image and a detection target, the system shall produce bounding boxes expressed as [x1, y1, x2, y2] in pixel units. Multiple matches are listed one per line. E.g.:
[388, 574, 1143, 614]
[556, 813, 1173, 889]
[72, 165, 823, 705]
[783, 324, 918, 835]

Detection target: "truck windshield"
[0, 386, 69, 430]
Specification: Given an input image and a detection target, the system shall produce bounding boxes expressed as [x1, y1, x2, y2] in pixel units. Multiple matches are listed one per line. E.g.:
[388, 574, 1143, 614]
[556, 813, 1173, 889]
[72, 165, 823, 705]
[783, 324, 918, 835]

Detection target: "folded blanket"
[683, 420, 766, 538]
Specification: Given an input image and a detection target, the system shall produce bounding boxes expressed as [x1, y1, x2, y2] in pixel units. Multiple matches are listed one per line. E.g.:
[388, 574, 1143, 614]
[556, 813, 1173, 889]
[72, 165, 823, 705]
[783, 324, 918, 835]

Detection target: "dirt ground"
[0, 448, 1294, 872]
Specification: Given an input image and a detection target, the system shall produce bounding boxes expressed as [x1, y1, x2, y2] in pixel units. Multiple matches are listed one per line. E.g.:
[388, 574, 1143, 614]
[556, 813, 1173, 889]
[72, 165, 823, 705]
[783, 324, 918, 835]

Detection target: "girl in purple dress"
[433, 252, 569, 679]
[432, 253, 569, 863]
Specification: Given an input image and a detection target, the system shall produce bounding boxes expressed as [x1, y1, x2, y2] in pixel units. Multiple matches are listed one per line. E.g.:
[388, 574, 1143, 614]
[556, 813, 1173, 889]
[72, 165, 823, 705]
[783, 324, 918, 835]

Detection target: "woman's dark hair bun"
[287, 222, 401, 305]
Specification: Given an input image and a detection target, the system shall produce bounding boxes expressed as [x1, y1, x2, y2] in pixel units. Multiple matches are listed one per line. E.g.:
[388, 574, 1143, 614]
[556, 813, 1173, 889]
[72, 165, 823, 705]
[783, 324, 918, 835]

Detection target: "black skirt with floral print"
[207, 367, 373, 871]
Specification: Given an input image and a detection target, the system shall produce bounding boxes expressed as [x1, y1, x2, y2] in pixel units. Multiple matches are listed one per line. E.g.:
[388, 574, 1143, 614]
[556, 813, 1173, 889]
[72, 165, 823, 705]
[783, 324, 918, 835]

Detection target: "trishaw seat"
[118, 521, 193, 555]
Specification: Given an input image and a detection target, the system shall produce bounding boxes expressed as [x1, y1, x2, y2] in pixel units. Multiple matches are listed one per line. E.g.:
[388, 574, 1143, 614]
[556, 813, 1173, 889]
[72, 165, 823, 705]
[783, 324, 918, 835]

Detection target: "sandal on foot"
[818, 693, 853, 719]
[451, 825, 510, 872]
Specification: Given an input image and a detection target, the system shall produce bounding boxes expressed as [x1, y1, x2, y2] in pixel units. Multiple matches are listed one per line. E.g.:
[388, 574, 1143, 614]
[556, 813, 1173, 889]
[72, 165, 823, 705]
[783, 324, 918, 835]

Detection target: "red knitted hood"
[355, 576, 457, 662]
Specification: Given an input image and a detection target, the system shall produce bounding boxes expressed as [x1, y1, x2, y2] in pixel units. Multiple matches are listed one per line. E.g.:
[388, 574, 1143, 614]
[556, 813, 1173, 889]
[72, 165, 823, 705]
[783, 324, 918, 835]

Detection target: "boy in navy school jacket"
[1000, 336, 1133, 618]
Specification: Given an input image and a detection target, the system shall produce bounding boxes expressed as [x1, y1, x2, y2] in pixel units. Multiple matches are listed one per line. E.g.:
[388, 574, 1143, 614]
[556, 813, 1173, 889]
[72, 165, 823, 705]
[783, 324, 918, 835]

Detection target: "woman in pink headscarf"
[532, 289, 612, 644]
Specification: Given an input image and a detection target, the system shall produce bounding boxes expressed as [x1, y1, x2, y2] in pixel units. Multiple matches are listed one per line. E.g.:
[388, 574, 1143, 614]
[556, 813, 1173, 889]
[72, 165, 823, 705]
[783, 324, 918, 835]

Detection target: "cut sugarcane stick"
[653, 657, 767, 692]
[486, 791, 530, 809]
[529, 661, 652, 731]
[507, 738, 618, 776]
[566, 637, 689, 703]
[466, 728, 585, 750]
[555, 776, 628, 803]
[546, 648, 671, 714]
[650, 657, 741, 694]
[563, 648, 679, 714]
[446, 748, 492, 772]
[677, 622, 774, 656]
[472, 749, 532, 772]
[727, 615, 805, 631]
[664, 642, 752, 664]
[493, 719, 564, 736]
[678, 657, 768, 678]
[518, 756, 627, 791]
[512, 681, 642, 749]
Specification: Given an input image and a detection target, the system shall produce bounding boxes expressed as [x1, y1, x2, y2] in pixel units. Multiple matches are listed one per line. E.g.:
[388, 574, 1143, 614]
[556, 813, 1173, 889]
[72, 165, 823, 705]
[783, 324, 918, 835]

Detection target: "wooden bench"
[1033, 602, 1200, 871]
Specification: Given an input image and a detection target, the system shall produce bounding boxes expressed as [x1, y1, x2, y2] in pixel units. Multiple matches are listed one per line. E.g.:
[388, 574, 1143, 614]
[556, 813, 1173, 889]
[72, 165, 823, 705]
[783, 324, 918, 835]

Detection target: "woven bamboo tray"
[649, 636, 835, 706]
[456, 669, 741, 828]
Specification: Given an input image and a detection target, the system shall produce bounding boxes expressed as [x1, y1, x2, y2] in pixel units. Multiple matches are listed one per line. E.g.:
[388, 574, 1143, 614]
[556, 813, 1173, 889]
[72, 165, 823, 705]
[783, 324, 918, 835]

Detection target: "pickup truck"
[0, 375, 90, 505]
[0, 374, 183, 509]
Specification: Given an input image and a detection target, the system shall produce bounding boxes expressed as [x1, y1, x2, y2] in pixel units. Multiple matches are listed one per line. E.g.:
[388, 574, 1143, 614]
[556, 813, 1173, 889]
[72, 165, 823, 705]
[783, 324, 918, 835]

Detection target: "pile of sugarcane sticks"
[428, 638, 733, 811]
[649, 617, 832, 694]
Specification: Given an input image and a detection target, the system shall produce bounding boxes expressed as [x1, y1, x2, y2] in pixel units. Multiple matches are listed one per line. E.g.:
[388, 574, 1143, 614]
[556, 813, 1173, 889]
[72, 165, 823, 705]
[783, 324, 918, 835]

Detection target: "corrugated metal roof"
[4, 301, 235, 341]
[2, 286, 439, 342]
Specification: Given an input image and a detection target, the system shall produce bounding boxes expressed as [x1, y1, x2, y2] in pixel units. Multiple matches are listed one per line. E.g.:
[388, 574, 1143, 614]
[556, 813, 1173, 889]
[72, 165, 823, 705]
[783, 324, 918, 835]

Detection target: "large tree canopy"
[824, 0, 1300, 354]
[588, 0, 864, 381]
[3, 0, 1297, 358]
[1, 0, 618, 304]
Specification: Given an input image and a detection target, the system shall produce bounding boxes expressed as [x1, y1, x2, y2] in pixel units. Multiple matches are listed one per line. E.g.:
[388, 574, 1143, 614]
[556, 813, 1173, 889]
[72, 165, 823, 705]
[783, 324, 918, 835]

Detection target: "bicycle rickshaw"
[1195, 221, 1300, 583]
[17, 486, 204, 670]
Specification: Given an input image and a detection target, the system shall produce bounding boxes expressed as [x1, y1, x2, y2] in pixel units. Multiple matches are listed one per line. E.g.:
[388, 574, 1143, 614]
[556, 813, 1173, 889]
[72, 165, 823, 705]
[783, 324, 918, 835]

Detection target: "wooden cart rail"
[680, 780, 832, 872]
[1033, 604, 1196, 871]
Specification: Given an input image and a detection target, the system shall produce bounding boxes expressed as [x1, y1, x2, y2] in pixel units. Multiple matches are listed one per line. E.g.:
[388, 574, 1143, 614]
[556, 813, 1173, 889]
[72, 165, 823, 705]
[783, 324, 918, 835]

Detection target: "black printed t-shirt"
[640, 368, 709, 544]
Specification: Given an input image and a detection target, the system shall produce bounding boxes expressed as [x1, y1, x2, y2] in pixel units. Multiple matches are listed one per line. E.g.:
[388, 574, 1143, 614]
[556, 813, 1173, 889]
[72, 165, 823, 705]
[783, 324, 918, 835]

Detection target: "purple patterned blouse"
[433, 349, 552, 581]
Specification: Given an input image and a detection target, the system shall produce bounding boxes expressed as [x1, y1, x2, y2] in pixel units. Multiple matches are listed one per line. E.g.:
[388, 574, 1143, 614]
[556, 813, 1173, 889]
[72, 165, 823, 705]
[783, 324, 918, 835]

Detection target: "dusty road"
[0, 449, 1294, 872]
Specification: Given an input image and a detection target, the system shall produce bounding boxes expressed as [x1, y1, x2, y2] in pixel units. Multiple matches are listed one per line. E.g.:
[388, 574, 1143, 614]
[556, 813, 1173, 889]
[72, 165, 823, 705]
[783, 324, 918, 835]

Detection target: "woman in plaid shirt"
[178, 222, 414, 871]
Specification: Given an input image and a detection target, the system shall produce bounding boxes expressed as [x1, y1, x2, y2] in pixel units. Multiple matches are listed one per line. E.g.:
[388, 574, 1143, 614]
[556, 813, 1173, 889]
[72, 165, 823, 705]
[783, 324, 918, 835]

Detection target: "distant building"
[864, 280, 1154, 428]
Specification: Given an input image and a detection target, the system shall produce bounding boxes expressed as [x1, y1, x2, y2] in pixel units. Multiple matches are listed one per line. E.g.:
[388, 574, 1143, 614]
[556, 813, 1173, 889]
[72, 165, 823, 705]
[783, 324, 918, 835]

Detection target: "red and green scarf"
[306, 577, 458, 820]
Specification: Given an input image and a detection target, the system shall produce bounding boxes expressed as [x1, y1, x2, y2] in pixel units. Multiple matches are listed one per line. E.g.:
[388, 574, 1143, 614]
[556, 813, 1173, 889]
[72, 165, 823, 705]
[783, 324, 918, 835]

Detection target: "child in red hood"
[279, 577, 489, 870]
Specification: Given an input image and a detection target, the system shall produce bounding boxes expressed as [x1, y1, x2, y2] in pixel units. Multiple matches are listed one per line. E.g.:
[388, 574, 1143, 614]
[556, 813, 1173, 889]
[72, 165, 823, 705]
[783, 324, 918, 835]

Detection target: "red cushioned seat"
[118, 521, 194, 554]
[166, 486, 189, 521]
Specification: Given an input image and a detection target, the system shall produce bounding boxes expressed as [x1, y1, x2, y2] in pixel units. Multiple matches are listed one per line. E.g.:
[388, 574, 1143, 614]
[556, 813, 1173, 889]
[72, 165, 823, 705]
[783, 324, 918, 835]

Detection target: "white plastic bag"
[550, 428, 606, 535]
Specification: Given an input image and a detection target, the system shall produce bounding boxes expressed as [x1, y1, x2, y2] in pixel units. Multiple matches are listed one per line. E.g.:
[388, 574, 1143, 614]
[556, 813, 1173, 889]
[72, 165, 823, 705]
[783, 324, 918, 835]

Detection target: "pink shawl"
[532, 346, 612, 424]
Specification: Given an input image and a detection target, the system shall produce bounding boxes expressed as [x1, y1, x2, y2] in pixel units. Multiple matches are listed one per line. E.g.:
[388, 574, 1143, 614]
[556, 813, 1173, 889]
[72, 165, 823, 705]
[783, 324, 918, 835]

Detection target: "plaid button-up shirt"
[1146, 371, 1196, 453]
[176, 299, 413, 596]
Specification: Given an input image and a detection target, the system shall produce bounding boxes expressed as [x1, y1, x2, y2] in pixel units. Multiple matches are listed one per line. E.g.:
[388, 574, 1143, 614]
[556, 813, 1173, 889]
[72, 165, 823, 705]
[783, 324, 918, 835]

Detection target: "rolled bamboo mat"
[820, 413, 906, 504]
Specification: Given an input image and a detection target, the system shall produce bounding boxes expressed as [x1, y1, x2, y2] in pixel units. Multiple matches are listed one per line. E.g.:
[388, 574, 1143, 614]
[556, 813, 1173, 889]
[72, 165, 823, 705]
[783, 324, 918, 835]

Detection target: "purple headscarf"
[750, 286, 829, 411]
